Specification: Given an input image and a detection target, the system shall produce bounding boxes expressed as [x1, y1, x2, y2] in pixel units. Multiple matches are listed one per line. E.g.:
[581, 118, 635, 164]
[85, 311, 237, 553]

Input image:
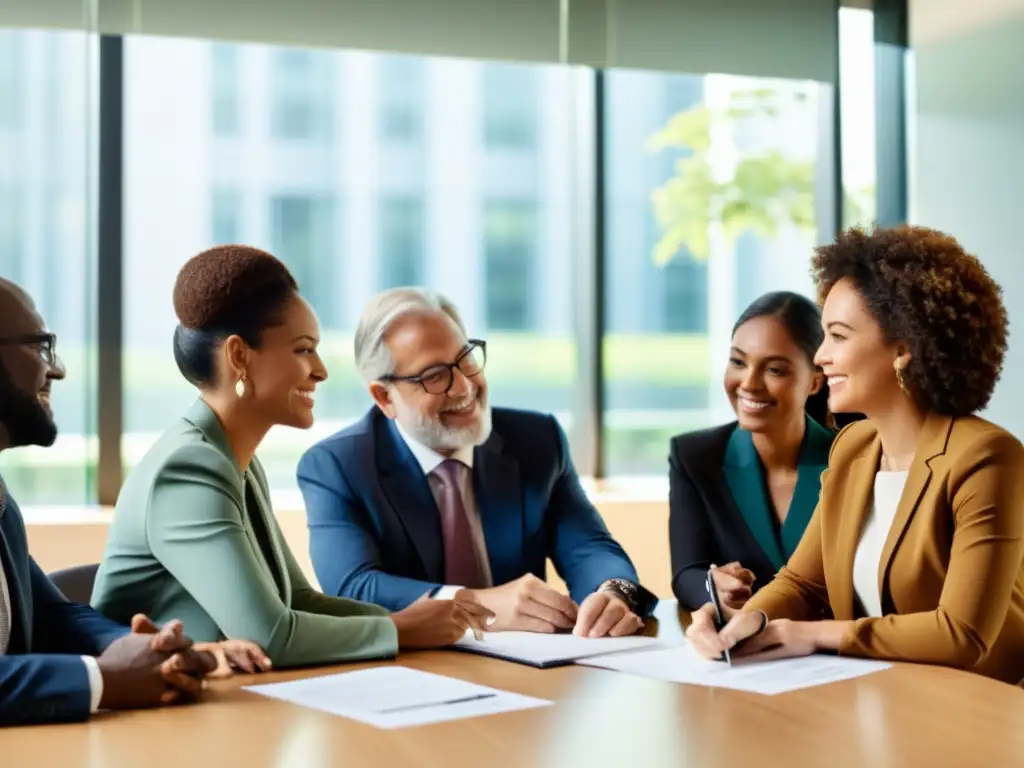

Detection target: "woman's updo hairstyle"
[172, 245, 298, 387]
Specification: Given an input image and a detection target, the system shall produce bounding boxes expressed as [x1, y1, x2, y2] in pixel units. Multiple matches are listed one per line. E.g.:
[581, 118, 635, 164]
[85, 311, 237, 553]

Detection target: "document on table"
[244, 667, 551, 729]
[453, 629, 665, 668]
[577, 644, 891, 695]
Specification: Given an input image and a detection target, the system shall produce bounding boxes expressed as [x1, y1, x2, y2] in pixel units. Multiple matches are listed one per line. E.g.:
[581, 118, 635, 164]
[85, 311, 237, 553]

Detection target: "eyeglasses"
[381, 340, 487, 395]
[0, 333, 58, 366]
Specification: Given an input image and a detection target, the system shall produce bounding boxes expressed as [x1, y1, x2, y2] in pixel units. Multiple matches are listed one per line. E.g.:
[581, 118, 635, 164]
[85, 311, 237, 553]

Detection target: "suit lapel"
[378, 419, 445, 581]
[473, 432, 522, 588]
[876, 413, 952, 600]
[0, 483, 32, 651]
[246, 464, 291, 604]
[723, 428, 786, 570]
[181, 399, 289, 602]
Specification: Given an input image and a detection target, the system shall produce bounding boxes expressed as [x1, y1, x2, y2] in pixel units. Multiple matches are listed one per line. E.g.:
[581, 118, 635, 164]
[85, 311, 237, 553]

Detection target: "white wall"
[910, 0, 1024, 436]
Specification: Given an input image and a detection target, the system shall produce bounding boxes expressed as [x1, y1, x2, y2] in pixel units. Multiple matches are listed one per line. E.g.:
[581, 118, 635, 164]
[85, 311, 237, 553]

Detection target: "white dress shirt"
[394, 421, 493, 597]
[852, 471, 908, 618]
[0, 525, 103, 712]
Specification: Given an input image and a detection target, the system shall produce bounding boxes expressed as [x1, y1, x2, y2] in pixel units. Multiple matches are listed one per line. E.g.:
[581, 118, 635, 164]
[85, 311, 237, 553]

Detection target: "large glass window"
[270, 49, 334, 141]
[378, 196, 424, 289]
[0, 28, 96, 505]
[482, 63, 538, 149]
[211, 43, 240, 136]
[839, 6, 877, 229]
[603, 70, 824, 474]
[123, 39, 576, 501]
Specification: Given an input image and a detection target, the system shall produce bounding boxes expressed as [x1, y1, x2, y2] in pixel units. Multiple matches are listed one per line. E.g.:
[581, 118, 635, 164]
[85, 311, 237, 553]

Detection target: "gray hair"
[354, 287, 466, 382]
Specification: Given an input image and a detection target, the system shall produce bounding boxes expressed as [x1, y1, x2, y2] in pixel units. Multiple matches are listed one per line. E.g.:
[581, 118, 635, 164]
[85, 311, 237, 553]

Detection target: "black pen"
[706, 567, 732, 667]
[376, 693, 498, 715]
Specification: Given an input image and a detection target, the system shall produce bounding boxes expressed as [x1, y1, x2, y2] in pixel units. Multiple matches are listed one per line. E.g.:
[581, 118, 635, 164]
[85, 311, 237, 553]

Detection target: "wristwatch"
[599, 578, 640, 612]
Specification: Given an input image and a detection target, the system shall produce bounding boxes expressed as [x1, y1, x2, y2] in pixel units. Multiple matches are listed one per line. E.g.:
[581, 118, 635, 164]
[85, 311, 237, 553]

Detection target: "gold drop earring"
[894, 360, 908, 395]
[235, 372, 248, 398]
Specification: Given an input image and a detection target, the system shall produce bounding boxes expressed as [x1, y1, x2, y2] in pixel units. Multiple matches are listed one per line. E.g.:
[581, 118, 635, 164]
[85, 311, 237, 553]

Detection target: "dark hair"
[171, 245, 298, 387]
[732, 291, 830, 429]
[812, 224, 1007, 416]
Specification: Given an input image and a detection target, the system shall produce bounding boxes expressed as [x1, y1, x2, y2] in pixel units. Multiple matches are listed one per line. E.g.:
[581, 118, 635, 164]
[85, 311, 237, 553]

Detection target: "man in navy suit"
[298, 288, 655, 637]
[0, 279, 223, 726]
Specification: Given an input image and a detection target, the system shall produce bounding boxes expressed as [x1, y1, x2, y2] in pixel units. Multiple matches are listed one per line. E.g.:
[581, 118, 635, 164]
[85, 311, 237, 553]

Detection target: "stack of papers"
[245, 667, 552, 729]
[453, 630, 663, 668]
[577, 644, 892, 695]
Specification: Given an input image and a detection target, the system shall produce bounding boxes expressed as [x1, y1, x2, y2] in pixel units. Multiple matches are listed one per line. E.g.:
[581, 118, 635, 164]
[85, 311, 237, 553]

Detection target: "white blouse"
[852, 471, 909, 618]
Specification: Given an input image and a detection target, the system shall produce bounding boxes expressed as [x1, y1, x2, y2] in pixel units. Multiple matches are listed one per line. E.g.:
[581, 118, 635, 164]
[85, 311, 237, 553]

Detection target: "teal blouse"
[721, 416, 834, 570]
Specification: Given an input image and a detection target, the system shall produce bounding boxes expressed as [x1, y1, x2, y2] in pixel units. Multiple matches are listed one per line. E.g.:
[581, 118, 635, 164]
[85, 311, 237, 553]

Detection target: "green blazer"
[90, 399, 398, 667]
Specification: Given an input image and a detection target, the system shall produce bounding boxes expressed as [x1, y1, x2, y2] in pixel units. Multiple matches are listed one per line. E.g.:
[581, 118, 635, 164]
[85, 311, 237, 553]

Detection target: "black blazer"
[669, 417, 833, 610]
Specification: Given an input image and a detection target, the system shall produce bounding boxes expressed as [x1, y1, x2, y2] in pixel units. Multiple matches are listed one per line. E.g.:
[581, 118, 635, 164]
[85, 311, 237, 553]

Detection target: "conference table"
[5, 602, 1024, 767]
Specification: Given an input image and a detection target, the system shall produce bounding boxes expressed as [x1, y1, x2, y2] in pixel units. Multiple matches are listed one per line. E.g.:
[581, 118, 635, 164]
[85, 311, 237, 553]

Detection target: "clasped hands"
[458, 574, 643, 638]
[98, 614, 271, 711]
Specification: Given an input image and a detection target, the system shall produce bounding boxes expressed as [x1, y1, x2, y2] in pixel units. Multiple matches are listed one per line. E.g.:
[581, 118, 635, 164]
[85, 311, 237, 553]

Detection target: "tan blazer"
[746, 413, 1024, 684]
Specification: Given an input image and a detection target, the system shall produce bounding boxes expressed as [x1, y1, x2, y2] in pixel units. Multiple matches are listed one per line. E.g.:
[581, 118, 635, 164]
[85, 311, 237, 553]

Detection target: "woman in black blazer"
[670, 292, 835, 610]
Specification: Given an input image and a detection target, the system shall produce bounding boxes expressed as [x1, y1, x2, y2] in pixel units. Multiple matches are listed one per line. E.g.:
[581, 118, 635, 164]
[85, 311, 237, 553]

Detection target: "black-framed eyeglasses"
[0, 333, 58, 366]
[380, 339, 487, 395]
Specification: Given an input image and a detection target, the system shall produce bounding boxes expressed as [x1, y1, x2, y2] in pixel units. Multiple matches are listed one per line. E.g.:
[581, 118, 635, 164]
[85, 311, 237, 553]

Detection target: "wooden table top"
[4, 602, 1023, 767]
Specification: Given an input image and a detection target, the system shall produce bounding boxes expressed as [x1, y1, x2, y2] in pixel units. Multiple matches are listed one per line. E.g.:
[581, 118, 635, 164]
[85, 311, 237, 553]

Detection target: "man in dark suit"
[299, 288, 656, 637]
[0, 278, 221, 726]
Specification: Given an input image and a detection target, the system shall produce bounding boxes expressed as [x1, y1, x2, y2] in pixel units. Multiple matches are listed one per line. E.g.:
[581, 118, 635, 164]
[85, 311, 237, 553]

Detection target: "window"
[123, 40, 574, 500]
[604, 69, 823, 474]
[0, 29, 95, 505]
[840, 6, 877, 228]
[211, 188, 242, 244]
[211, 44, 240, 136]
[270, 49, 334, 140]
[0, 185, 24, 281]
[270, 194, 337, 324]
[379, 197, 424, 289]
[379, 56, 424, 142]
[0, 30, 23, 129]
[484, 201, 536, 331]
[482, 63, 537, 149]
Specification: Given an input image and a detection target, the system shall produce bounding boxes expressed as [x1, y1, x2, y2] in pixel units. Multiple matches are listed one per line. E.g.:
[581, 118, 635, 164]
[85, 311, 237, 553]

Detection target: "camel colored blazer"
[746, 413, 1024, 684]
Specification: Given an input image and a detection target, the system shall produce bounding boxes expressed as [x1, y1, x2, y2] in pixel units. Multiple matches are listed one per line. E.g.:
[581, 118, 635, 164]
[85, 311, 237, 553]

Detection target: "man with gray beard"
[298, 288, 655, 637]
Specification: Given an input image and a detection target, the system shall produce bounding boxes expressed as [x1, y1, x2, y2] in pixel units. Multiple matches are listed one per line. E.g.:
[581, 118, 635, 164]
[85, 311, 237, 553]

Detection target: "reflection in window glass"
[270, 49, 334, 140]
[123, 38, 575, 499]
[604, 70, 822, 474]
[379, 56, 424, 142]
[0, 29, 95, 504]
[211, 44, 240, 136]
[379, 197, 424, 289]
[211, 188, 242, 244]
[482, 63, 537, 149]
[484, 201, 536, 331]
[270, 194, 337, 324]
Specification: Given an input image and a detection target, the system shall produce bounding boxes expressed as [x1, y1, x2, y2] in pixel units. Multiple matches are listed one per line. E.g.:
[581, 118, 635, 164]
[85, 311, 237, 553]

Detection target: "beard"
[394, 390, 492, 453]
[0, 367, 57, 448]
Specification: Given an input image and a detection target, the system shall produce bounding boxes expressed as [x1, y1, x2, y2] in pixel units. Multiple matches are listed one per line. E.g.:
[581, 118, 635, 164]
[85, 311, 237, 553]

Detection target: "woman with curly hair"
[91, 246, 492, 669]
[686, 225, 1024, 684]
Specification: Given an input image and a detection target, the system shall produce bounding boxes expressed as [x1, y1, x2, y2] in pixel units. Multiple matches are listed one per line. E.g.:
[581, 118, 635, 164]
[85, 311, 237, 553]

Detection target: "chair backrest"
[47, 563, 100, 605]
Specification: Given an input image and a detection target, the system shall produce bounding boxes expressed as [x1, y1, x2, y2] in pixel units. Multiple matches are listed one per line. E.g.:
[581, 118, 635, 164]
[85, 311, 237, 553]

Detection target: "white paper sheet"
[577, 644, 891, 695]
[454, 629, 664, 667]
[244, 666, 551, 728]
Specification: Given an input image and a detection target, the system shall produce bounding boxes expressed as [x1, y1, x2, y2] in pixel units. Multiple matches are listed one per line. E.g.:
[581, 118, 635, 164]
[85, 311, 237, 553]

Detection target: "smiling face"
[814, 278, 907, 416]
[0, 281, 66, 448]
[228, 294, 328, 430]
[369, 310, 491, 454]
[725, 314, 822, 434]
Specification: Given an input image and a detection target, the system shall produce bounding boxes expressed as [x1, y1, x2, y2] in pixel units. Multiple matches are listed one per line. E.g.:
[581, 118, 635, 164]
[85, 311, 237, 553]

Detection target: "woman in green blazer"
[91, 246, 491, 668]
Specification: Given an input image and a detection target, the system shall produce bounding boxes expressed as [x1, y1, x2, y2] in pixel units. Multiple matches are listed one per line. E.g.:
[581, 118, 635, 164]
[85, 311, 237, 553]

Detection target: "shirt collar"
[394, 419, 475, 475]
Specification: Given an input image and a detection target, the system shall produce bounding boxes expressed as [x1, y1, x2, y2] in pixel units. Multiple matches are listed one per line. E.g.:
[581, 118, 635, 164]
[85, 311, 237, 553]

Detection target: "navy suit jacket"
[298, 407, 650, 613]
[0, 477, 127, 726]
